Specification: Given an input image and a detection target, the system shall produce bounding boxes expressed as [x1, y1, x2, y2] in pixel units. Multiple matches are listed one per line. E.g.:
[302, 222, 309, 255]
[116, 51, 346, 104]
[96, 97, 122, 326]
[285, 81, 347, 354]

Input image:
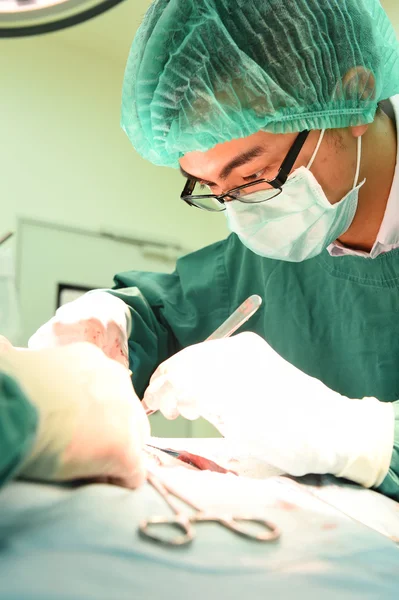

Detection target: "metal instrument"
[146, 444, 236, 474]
[139, 470, 280, 547]
[144, 294, 262, 416]
[205, 294, 262, 340]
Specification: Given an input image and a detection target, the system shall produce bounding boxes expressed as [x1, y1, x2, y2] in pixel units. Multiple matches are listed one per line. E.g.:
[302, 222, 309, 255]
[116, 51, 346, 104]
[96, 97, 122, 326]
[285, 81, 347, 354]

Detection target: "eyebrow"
[179, 145, 266, 184]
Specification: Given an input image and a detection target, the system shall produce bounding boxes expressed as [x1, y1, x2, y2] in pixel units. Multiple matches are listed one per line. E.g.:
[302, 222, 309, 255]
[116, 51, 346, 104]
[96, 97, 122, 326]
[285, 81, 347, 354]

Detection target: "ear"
[350, 124, 369, 138]
[340, 67, 376, 101]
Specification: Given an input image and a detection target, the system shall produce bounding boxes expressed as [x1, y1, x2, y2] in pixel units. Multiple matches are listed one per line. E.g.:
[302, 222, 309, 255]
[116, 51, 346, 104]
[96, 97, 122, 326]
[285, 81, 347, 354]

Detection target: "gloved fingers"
[121, 400, 151, 488]
[143, 374, 201, 421]
[142, 374, 164, 411]
[53, 292, 125, 326]
[144, 342, 235, 420]
[17, 343, 151, 489]
[134, 393, 152, 444]
[29, 317, 130, 368]
[178, 402, 201, 421]
[28, 317, 103, 349]
[29, 291, 130, 353]
[143, 334, 277, 425]
[54, 318, 106, 346]
[143, 376, 180, 419]
[68, 353, 151, 488]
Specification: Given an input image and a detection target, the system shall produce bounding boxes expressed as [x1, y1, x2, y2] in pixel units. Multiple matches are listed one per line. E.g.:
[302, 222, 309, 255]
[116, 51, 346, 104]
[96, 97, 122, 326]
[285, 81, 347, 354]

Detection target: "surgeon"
[30, 0, 399, 500]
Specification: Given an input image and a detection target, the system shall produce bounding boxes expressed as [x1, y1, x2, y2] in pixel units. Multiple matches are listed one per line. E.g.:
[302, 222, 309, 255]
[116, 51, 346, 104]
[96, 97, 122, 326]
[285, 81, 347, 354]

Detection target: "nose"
[222, 192, 240, 202]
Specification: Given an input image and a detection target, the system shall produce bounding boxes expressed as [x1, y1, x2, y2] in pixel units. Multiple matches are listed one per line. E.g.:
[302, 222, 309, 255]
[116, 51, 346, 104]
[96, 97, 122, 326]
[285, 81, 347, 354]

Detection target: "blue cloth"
[0, 478, 398, 600]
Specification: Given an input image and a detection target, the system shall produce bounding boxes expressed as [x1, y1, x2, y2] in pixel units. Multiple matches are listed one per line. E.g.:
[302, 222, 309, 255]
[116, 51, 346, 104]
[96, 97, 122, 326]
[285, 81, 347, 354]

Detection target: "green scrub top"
[110, 233, 399, 502]
[0, 372, 37, 487]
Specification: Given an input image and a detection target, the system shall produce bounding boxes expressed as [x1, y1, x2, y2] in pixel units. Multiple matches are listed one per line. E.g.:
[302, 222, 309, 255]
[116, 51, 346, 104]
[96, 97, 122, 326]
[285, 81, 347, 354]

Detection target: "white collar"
[328, 95, 399, 259]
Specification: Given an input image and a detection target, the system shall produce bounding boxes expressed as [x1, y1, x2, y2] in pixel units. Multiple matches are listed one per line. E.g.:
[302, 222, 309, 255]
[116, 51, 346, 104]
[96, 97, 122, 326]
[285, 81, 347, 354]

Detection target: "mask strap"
[353, 135, 362, 188]
[306, 129, 325, 171]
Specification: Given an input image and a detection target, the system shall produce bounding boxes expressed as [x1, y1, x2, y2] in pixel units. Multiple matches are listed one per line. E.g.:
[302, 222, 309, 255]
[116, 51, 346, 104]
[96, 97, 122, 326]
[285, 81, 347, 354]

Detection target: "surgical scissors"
[139, 471, 281, 547]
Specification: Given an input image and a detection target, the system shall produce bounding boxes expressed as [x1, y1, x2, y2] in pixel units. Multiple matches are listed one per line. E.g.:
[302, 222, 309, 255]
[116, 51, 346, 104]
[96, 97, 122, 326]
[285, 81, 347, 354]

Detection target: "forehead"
[179, 130, 296, 177]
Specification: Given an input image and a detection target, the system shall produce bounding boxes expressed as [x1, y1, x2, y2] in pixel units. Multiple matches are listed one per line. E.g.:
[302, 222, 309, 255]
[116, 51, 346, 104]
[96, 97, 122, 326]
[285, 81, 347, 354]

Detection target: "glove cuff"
[336, 398, 394, 488]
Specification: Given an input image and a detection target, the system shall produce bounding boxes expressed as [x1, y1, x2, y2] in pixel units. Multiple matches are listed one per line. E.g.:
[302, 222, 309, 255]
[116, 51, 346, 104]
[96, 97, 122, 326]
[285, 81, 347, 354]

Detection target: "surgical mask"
[225, 130, 365, 262]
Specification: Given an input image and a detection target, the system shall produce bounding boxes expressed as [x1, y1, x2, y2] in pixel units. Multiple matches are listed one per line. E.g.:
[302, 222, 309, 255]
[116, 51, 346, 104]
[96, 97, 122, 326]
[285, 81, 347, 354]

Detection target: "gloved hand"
[0, 340, 149, 487]
[143, 332, 394, 489]
[28, 292, 130, 368]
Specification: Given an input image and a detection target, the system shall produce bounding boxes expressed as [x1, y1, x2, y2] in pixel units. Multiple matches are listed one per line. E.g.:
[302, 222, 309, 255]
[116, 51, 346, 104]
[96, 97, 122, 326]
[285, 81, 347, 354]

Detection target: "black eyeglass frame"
[181, 130, 310, 211]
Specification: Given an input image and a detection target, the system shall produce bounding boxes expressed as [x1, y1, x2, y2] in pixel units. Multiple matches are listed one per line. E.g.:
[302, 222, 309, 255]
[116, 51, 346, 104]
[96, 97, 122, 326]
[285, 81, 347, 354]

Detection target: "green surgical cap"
[121, 0, 399, 168]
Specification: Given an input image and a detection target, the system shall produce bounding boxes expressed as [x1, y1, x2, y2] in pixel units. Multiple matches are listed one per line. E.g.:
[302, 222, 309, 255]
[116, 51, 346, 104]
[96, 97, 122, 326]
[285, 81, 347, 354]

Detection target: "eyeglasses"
[181, 130, 310, 212]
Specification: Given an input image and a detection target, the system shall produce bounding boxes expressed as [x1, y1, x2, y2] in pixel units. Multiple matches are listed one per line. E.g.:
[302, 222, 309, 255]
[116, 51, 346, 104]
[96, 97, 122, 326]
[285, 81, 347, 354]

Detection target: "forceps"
[139, 471, 280, 547]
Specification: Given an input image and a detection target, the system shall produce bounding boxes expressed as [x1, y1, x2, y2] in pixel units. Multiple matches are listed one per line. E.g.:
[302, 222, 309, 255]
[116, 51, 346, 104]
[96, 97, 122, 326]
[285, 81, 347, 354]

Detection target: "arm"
[0, 372, 38, 487]
[109, 239, 231, 397]
[0, 343, 149, 488]
[143, 332, 398, 501]
[376, 401, 399, 501]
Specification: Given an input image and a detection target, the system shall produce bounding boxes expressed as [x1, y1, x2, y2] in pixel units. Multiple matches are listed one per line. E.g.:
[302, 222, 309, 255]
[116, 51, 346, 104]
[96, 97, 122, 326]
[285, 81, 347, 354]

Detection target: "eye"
[199, 181, 215, 190]
[243, 169, 266, 182]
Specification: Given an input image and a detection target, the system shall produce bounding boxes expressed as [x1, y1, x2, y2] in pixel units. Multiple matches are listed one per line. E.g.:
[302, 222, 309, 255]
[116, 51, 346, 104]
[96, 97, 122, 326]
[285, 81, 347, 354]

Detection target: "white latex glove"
[143, 332, 394, 489]
[0, 341, 149, 487]
[28, 291, 130, 368]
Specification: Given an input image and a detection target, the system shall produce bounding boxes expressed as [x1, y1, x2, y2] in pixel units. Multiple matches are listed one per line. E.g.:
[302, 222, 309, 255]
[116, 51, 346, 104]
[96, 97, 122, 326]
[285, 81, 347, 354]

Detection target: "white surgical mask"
[225, 130, 365, 262]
